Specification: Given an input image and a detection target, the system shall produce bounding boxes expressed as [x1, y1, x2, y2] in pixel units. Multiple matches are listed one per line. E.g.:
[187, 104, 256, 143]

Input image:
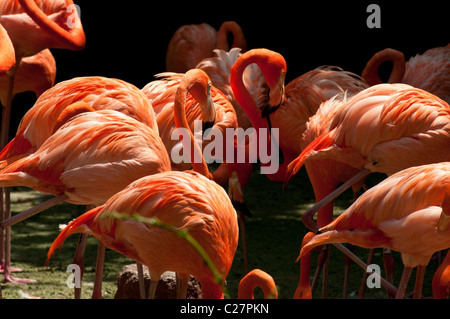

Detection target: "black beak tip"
[202, 121, 215, 136]
[232, 201, 253, 217]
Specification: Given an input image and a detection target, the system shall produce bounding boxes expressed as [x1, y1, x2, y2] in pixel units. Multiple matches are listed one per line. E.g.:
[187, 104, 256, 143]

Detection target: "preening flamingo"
[0, 108, 171, 297]
[362, 46, 450, 102]
[140, 69, 258, 272]
[0, 76, 158, 169]
[237, 268, 278, 299]
[299, 162, 450, 299]
[285, 84, 450, 298]
[141, 69, 237, 179]
[46, 170, 239, 299]
[166, 21, 247, 73]
[0, 0, 85, 283]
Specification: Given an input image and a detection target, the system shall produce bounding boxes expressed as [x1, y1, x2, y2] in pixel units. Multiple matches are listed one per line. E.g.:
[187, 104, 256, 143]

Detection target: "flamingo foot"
[2, 272, 37, 284]
[0, 263, 23, 273]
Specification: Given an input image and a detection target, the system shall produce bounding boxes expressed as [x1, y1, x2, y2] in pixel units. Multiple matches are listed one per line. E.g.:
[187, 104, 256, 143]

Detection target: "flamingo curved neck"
[217, 21, 247, 52]
[18, 0, 85, 51]
[238, 271, 277, 299]
[362, 48, 406, 86]
[230, 51, 288, 180]
[174, 78, 210, 178]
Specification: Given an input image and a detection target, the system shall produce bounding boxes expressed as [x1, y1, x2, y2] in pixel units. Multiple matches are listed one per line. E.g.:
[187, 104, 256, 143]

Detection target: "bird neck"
[174, 77, 211, 178]
[216, 21, 247, 52]
[294, 251, 312, 299]
[18, 0, 85, 51]
[238, 270, 278, 299]
[230, 51, 279, 176]
[362, 48, 406, 86]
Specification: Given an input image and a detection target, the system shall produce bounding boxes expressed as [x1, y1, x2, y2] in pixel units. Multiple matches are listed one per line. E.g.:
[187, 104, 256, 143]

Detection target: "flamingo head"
[256, 50, 286, 117]
[184, 69, 216, 133]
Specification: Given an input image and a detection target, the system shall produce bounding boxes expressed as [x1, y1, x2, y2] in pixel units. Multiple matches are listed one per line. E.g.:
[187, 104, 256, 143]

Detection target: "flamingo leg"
[383, 248, 395, 298]
[148, 280, 158, 299]
[0, 61, 23, 284]
[176, 273, 189, 299]
[238, 211, 248, 274]
[396, 266, 413, 299]
[0, 194, 69, 229]
[73, 233, 88, 299]
[302, 169, 371, 232]
[136, 263, 146, 299]
[91, 241, 105, 299]
[413, 265, 426, 299]
[332, 242, 398, 297]
[357, 248, 375, 298]
[321, 247, 330, 299]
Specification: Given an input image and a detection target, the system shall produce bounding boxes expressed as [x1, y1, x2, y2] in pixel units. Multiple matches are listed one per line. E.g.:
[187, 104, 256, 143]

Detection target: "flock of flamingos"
[0, 0, 450, 300]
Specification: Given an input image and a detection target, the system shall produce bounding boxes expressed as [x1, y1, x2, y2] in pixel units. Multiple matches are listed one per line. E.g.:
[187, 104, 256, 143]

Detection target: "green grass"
[0, 168, 443, 299]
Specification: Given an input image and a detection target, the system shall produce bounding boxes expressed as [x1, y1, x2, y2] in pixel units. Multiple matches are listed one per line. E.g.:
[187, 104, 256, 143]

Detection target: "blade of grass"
[102, 212, 228, 298]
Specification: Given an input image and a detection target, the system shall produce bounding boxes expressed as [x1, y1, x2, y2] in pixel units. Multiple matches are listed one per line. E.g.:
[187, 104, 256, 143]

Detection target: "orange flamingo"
[299, 162, 450, 299]
[0, 76, 158, 169]
[165, 21, 247, 73]
[229, 48, 367, 280]
[238, 269, 278, 299]
[0, 0, 85, 283]
[286, 84, 450, 298]
[0, 107, 171, 297]
[0, 48, 56, 281]
[140, 69, 258, 272]
[362, 46, 450, 102]
[196, 48, 269, 130]
[230, 49, 368, 185]
[432, 250, 450, 299]
[141, 69, 237, 178]
[46, 170, 239, 299]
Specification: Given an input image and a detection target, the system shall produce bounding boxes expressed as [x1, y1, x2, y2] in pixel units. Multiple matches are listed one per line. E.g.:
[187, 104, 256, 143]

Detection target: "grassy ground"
[0, 166, 443, 299]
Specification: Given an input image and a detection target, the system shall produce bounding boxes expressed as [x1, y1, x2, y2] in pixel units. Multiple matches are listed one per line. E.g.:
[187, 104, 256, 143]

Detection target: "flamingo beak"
[261, 70, 286, 118]
[228, 171, 252, 217]
[201, 81, 216, 137]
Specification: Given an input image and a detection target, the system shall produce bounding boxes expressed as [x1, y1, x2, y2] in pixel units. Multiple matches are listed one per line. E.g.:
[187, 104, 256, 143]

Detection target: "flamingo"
[46, 170, 239, 299]
[299, 162, 450, 299]
[165, 21, 247, 73]
[196, 48, 269, 130]
[285, 83, 450, 298]
[362, 46, 450, 102]
[229, 48, 368, 288]
[0, 0, 85, 283]
[237, 268, 278, 299]
[432, 250, 450, 299]
[141, 69, 237, 178]
[0, 107, 171, 297]
[140, 69, 259, 273]
[0, 76, 158, 169]
[0, 48, 56, 282]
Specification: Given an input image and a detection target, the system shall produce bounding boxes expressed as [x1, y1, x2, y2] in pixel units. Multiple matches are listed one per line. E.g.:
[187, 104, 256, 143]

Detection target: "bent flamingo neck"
[174, 73, 211, 178]
[362, 48, 406, 86]
[217, 21, 247, 52]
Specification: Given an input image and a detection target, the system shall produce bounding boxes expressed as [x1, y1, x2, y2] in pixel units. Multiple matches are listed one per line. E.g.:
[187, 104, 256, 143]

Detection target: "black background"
[8, 0, 449, 136]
